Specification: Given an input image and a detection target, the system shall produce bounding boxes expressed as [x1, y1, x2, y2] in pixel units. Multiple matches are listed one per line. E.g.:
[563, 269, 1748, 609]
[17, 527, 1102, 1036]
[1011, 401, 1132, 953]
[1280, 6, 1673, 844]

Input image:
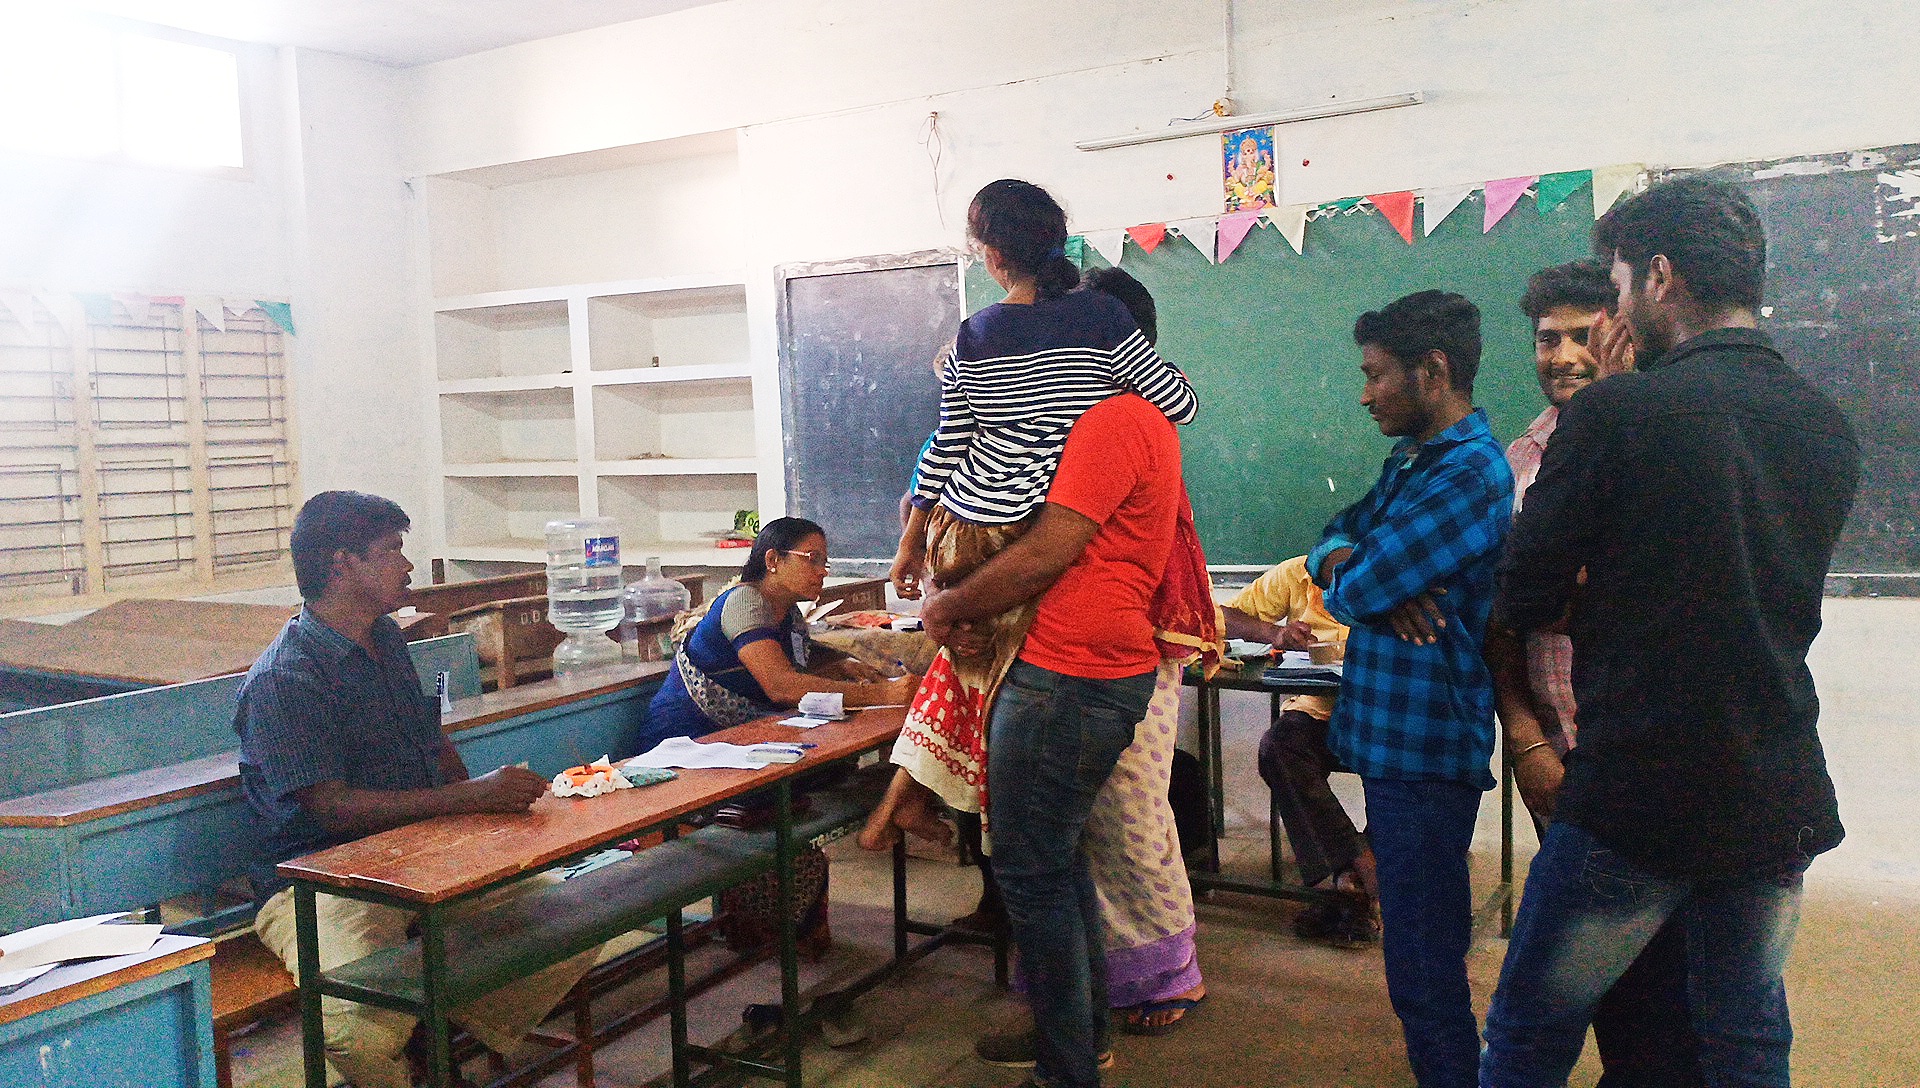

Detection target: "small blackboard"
[778, 256, 959, 561]
[1676, 147, 1920, 580]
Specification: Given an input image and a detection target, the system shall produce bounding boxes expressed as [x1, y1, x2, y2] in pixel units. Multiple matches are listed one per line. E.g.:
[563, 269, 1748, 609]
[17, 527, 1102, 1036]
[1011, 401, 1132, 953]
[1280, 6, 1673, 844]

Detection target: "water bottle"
[546, 516, 624, 673]
[621, 557, 692, 661]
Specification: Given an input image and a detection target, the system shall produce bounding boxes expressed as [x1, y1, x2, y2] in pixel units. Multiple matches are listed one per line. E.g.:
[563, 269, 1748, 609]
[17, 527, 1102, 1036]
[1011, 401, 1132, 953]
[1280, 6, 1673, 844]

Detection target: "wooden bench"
[210, 933, 298, 1088]
[322, 791, 870, 1009]
[814, 577, 887, 614]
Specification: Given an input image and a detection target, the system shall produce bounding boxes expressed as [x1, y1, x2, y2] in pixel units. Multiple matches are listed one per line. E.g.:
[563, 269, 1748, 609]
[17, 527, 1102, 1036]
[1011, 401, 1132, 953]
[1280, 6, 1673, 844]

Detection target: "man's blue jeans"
[1481, 822, 1806, 1087]
[1365, 776, 1487, 1088]
[988, 660, 1156, 1088]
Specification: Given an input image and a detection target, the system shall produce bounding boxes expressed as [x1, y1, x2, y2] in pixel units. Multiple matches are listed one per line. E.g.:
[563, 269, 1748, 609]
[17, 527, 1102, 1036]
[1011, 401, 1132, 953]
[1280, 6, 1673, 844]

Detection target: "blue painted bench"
[0, 659, 665, 934]
[0, 634, 481, 804]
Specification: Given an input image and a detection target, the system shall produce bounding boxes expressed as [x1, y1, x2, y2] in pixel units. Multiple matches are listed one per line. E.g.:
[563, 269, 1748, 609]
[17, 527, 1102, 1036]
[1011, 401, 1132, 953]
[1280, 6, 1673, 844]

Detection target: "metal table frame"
[289, 730, 1005, 1088]
[1186, 665, 1515, 935]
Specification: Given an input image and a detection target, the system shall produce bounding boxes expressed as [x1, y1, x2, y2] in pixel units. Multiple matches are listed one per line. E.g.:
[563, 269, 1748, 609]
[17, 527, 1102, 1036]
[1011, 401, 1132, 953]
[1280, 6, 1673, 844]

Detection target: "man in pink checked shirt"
[1486, 259, 1703, 1088]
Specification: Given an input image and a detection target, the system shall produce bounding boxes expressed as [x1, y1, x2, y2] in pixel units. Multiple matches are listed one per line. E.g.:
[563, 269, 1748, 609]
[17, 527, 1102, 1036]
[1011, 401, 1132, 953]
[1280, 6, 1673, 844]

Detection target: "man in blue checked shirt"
[1306, 290, 1514, 1088]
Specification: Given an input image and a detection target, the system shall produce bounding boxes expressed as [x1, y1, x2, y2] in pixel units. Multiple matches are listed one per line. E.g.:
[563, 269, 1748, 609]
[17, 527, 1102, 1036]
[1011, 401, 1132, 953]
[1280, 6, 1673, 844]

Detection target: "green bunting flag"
[1536, 170, 1592, 216]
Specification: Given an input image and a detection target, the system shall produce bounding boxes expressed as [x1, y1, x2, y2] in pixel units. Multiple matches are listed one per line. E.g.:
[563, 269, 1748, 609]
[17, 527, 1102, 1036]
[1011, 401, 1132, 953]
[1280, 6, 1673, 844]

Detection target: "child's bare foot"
[891, 784, 954, 847]
[857, 768, 915, 850]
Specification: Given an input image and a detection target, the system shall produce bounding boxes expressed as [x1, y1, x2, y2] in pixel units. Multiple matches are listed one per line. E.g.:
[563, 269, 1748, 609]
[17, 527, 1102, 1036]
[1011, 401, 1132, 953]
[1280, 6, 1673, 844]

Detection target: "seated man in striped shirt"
[238, 491, 597, 1088]
[1306, 291, 1514, 1088]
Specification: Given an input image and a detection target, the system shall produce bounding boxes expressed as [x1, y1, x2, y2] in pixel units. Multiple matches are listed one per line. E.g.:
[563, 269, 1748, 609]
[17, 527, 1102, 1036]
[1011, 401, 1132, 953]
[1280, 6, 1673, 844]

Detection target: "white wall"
[0, 41, 289, 295]
[277, 49, 433, 530]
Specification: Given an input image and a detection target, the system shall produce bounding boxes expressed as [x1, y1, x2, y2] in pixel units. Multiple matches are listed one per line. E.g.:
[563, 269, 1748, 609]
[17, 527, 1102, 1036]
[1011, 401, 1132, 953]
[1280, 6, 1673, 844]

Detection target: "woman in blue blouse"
[643, 517, 918, 750]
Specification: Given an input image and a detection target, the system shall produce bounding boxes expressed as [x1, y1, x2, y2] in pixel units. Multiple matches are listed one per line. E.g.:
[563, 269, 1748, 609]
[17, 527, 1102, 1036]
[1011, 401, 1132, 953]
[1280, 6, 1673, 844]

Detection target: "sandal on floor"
[1120, 994, 1206, 1036]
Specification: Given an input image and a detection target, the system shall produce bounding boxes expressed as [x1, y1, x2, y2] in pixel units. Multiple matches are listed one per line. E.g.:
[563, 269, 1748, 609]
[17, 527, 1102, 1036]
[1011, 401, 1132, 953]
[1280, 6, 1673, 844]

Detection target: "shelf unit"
[428, 275, 769, 572]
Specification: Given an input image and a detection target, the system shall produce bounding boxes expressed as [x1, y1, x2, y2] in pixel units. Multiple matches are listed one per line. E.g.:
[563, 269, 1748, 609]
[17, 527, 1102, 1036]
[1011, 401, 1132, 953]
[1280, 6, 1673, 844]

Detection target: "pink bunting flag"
[1216, 211, 1262, 262]
[1483, 176, 1537, 233]
[1368, 192, 1417, 244]
[1126, 224, 1167, 254]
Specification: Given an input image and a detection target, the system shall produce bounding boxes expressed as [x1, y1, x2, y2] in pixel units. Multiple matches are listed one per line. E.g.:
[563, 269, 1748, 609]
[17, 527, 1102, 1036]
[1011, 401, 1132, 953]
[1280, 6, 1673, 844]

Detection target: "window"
[0, 15, 243, 171]
[0, 295, 295, 606]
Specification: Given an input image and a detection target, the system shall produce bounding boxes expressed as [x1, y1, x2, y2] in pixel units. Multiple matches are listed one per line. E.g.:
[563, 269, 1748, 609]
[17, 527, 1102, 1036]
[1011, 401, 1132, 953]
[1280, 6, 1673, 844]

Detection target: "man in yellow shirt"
[1222, 555, 1375, 943]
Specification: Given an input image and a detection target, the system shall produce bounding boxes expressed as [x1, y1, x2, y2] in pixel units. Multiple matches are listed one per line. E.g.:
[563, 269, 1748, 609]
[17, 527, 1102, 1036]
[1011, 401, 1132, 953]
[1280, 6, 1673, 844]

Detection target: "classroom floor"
[228, 830, 1920, 1088]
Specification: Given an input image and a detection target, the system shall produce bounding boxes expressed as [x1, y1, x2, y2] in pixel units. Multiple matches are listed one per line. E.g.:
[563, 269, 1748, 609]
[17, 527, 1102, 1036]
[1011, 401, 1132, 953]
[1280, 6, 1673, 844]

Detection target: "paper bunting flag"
[191, 297, 226, 332]
[1591, 164, 1644, 217]
[1537, 170, 1591, 216]
[114, 293, 153, 325]
[1419, 186, 1475, 236]
[35, 292, 75, 334]
[1126, 224, 1167, 254]
[76, 293, 114, 324]
[1483, 176, 1537, 233]
[0, 290, 37, 331]
[1084, 230, 1126, 267]
[1263, 204, 1310, 255]
[255, 300, 296, 336]
[1368, 192, 1417, 244]
[1320, 196, 1365, 213]
[1172, 218, 1218, 264]
[1216, 211, 1262, 262]
[1064, 235, 1086, 266]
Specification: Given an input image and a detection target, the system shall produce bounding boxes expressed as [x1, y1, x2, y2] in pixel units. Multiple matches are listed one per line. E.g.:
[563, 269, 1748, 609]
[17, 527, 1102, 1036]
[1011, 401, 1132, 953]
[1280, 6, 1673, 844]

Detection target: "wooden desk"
[0, 663, 668, 933]
[0, 934, 216, 1087]
[279, 706, 975, 1088]
[1185, 665, 1516, 935]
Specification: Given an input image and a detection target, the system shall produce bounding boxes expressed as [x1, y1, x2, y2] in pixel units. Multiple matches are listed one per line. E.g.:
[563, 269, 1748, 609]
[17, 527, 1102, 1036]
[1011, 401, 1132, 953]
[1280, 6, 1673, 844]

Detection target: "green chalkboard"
[966, 189, 1594, 566]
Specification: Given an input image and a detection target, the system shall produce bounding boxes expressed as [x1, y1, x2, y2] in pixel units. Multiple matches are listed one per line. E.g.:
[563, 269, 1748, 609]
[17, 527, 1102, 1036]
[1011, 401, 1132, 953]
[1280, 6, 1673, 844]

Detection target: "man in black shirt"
[1480, 176, 1860, 1086]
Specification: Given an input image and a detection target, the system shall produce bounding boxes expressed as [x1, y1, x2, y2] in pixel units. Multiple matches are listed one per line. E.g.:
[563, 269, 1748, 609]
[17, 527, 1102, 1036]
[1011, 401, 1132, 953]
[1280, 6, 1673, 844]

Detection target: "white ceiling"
[67, 0, 730, 67]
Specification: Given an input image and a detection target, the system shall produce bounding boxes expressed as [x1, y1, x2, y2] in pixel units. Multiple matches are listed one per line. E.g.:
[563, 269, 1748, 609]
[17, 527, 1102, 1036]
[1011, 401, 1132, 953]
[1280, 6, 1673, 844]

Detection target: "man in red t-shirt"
[923, 393, 1182, 1088]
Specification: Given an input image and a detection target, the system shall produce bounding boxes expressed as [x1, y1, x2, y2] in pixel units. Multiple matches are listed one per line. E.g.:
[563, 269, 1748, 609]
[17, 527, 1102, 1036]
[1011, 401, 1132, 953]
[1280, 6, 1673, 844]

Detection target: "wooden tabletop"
[0, 662, 670, 829]
[0, 934, 211, 1027]
[276, 706, 907, 905]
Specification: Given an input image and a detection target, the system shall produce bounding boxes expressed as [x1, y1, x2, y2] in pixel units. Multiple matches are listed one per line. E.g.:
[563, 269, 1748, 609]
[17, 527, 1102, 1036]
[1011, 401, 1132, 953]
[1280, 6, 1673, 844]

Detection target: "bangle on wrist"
[1514, 739, 1553, 761]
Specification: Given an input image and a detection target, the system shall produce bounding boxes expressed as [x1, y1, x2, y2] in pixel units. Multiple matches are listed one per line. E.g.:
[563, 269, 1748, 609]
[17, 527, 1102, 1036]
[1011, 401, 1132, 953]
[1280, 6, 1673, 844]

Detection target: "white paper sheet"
[778, 715, 831, 728]
[624, 736, 778, 770]
[0, 914, 163, 988]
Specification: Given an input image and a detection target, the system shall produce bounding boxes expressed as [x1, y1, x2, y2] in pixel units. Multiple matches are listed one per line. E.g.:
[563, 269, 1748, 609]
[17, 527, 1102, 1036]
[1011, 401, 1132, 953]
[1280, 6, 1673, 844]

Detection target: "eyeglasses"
[781, 549, 831, 570]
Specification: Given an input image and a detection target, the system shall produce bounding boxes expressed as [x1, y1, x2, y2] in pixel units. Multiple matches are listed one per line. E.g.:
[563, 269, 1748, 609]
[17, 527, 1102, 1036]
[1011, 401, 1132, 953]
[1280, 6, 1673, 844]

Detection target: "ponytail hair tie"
[1047, 244, 1068, 261]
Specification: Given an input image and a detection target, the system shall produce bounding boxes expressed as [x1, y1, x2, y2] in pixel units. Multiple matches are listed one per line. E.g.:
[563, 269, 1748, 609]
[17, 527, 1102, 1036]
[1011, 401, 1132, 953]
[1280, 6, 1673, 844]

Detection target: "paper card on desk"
[797, 692, 845, 720]
[624, 736, 778, 771]
[779, 714, 831, 728]
[0, 913, 162, 989]
[804, 598, 843, 624]
[1226, 639, 1273, 659]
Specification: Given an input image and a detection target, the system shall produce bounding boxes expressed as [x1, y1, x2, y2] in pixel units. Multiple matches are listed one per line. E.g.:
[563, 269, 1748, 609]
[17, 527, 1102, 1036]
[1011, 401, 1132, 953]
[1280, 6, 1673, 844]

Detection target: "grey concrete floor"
[231, 821, 1920, 1088]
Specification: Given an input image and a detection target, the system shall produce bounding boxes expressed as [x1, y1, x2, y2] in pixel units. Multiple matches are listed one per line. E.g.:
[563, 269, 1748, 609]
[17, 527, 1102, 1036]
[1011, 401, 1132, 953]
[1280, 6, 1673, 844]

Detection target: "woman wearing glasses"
[641, 516, 919, 957]
[643, 516, 919, 749]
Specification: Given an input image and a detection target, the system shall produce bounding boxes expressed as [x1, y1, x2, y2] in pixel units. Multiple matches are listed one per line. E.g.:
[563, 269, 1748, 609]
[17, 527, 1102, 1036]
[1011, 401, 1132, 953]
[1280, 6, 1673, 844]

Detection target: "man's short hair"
[1520, 260, 1617, 323]
[291, 491, 410, 601]
[1353, 290, 1482, 393]
[1593, 175, 1765, 312]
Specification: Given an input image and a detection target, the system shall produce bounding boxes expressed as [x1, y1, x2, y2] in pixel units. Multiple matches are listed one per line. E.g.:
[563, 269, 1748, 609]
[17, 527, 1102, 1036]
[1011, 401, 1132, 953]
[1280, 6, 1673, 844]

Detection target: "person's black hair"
[1352, 290, 1482, 393]
[291, 490, 410, 601]
[1520, 259, 1617, 323]
[1592, 174, 1765, 312]
[1079, 266, 1158, 345]
[968, 179, 1080, 301]
[742, 516, 827, 583]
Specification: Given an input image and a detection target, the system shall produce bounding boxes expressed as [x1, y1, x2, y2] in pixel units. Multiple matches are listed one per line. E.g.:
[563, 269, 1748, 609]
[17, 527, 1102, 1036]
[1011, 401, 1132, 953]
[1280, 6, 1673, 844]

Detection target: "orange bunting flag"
[1127, 224, 1168, 254]
[1368, 192, 1417, 244]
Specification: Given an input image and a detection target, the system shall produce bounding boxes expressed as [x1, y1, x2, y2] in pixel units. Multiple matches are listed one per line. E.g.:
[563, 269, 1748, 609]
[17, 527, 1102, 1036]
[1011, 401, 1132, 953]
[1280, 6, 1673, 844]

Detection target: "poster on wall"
[1223, 125, 1276, 212]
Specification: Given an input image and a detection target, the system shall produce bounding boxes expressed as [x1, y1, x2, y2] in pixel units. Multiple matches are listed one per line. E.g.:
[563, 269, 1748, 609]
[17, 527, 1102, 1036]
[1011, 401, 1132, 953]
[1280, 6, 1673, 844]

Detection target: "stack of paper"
[0, 914, 163, 990]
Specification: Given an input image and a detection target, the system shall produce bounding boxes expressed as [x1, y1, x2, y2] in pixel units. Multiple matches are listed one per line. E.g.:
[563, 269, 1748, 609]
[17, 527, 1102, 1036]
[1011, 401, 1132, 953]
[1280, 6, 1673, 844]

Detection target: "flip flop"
[1120, 994, 1206, 1036]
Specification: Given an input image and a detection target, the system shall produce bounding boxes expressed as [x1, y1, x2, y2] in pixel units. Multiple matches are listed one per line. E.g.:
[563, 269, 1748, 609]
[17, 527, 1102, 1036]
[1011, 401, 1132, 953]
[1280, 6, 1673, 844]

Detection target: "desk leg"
[421, 906, 453, 1088]
[775, 778, 803, 1088]
[892, 836, 908, 964]
[1206, 682, 1226, 874]
[294, 883, 326, 1088]
[665, 825, 690, 1088]
[1501, 745, 1516, 936]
